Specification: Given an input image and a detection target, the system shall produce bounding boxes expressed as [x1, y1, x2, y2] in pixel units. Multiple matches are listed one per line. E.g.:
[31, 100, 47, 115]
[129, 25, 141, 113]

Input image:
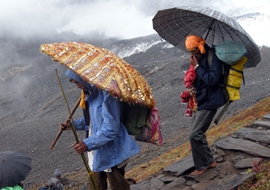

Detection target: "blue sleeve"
[73, 117, 86, 130]
[196, 53, 223, 86]
[83, 92, 121, 150]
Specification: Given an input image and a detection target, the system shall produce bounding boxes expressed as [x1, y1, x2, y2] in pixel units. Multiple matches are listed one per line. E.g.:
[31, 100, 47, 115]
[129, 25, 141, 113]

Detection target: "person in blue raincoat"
[61, 69, 140, 190]
[185, 35, 228, 176]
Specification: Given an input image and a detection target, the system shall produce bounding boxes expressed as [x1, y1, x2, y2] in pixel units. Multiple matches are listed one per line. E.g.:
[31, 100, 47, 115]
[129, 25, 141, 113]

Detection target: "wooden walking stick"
[50, 97, 81, 150]
[55, 69, 97, 190]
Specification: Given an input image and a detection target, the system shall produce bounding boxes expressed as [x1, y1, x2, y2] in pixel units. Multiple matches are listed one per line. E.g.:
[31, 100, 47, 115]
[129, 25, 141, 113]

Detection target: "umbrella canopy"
[0, 151, 32, 188]
[40, 42, 155, 109]
[153, 5, 261, 68]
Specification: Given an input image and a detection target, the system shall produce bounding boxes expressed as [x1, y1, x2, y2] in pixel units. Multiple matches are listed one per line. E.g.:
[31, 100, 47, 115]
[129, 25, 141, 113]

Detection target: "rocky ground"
[129, 115, 270, 190]
[1, 36, 270, 188]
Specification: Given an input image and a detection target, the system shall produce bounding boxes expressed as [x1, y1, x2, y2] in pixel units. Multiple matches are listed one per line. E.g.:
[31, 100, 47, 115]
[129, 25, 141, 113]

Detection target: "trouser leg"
[189, 109, 217, 170]
[106, 165, 130, 190]
[90, 171, 107, 190]
[117, 164, 126, 176]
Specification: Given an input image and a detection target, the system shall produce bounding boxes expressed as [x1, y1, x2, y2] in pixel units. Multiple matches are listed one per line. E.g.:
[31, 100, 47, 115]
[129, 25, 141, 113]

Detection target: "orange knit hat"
[185, 35, 206, 54]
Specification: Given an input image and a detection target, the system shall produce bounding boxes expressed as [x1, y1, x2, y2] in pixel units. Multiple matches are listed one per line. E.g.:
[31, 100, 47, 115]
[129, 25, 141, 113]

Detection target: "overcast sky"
[0, 0, 269, 45]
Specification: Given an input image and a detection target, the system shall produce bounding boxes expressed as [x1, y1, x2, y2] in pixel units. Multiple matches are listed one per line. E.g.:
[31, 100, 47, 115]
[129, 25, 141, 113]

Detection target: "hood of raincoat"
[65, 69, 92, 89]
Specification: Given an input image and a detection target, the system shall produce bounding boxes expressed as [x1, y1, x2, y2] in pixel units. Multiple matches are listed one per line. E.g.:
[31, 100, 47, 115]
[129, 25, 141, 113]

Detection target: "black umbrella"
[153, 5, 261, 68]
[0, 151, 32, 189]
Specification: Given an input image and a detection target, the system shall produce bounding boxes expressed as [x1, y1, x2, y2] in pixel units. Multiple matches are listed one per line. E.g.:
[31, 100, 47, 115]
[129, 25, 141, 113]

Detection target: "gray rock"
[215, 148, 226, 156]
[130, 181, 152, 190]
[235, 127, 270, 144]
[160, 177, 186, 190]
[234, 157, 262, 169]
[232, 155, 245, 163]
[204, 173, 255, 190]
[251, 120, 270, 130]
[215, 137, 270, 157]
[262, 114, 270, 121]
[159, 175, 178, 183]
[149, 177, 165, 189]
[194, 170, 219, 182]
[216, 160, 237, 179]
[186, 180, 196, 186]
[163, 155, 194, 177]
[192, 179, 219, 190]
[182, 186, 193, 190]
[214, 154, 223, 162]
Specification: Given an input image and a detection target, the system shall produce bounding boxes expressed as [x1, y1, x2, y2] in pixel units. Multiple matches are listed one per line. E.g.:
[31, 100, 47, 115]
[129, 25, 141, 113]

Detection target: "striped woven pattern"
[40, 42, 155, 109]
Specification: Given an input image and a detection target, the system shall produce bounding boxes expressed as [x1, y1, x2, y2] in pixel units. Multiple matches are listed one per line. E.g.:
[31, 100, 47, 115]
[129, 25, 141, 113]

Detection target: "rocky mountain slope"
[0, 34, 269, 186]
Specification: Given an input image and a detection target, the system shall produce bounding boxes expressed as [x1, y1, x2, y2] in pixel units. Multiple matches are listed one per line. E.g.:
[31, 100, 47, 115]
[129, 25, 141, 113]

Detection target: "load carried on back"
[211, 41, 248, 124]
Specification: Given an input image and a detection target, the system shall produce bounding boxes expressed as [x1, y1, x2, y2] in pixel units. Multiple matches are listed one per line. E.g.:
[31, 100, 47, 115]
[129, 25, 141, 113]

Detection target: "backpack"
[123, 103, 149, 135]
[207, 41, 247, 124]
[122, 103, 163, 146]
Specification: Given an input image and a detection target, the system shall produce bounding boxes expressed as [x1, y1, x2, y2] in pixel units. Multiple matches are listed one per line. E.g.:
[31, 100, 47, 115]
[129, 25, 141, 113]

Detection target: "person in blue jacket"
[185, 35, 228, 175]
[61, 69, 140, 190]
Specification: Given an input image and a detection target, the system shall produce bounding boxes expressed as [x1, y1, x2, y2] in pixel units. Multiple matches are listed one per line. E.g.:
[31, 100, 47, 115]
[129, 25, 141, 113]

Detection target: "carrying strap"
[207, 48, 215, 68]
[214, 100, 231, 125]
[207, 48, 226, 76]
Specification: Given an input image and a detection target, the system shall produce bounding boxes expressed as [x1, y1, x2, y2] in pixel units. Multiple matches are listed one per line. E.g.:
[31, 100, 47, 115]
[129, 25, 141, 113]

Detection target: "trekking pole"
[55, 69, 97, 190]
[50, 97, 81, 150]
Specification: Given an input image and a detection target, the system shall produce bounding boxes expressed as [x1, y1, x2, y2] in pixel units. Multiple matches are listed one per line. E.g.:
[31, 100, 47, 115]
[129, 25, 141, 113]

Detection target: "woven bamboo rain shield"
[40, 42, 155, 108]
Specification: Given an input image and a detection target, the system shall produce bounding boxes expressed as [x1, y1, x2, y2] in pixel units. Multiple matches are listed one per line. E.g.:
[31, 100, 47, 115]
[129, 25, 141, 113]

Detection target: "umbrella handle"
[50, 97, 81, 149]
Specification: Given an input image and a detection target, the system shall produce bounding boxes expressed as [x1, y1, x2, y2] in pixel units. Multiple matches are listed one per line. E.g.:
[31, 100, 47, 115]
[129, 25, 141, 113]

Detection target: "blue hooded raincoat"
[65, 69, 140, 172]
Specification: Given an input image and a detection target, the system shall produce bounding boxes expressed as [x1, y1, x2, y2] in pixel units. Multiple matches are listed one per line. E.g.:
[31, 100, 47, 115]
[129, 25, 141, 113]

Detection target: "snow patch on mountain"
[120, 40, 160, 58]
[109, 36, 163, 58]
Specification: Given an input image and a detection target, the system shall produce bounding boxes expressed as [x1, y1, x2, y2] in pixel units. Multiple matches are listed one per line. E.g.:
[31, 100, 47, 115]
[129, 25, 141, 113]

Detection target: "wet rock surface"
[130, 114, 270, 190]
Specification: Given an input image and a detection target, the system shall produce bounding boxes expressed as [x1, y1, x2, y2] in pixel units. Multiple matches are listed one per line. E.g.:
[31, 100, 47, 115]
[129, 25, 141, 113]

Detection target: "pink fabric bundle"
[180, 64, 197, 117]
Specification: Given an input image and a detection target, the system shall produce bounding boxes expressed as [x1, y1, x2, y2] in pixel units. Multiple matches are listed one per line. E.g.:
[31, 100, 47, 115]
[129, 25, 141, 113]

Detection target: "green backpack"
[122, 103, 163, 146]
[122, 103, 149, 135]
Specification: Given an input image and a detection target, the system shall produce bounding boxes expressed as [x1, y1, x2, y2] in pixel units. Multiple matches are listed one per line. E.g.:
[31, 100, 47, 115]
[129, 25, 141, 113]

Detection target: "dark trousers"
[190, 109, 217, 170]
[89, 164, 130, 190]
